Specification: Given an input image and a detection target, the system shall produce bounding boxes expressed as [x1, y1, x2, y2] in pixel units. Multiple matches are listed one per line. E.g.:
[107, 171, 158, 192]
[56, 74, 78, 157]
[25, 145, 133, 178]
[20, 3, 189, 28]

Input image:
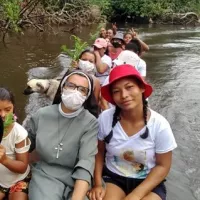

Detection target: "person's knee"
[141, 192, 162, 200]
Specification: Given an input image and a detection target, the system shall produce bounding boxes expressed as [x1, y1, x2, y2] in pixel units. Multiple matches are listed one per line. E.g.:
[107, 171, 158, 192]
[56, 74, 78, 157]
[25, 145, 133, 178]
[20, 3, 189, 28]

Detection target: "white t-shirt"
[137, 58, 146, 77]
[0, 122, 30, 188]
[98, 108, 177, 179]
[95, 54, 112, 85]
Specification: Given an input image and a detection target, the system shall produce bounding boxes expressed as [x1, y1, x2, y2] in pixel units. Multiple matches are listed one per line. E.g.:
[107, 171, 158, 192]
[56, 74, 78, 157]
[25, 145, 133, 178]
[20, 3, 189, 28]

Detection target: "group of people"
[0, 25, 177, 200]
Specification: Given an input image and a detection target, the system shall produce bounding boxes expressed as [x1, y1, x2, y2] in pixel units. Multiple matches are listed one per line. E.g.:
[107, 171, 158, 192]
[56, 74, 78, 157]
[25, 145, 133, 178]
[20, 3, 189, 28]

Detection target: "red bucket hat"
[101, 64, 153, 104]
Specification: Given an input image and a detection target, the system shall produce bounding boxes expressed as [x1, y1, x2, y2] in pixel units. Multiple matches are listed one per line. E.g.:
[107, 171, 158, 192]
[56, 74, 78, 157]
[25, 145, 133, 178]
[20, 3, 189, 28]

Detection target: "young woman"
[28, 70, 98, 200]
[92, 38, 112, 86]
[108, 32, 125, 60]
[88, 65, 177, 200]
[73, 50, 101, 103]
[99, 27, 107, 39]
[0, 88, 30, 200]
[123, 33, 133, 45]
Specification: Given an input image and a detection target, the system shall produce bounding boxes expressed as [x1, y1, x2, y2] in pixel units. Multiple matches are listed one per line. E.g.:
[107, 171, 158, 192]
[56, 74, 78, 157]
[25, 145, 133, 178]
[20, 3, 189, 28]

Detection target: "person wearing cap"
[113, 50, 146, 79]
[93, 38, 112, 86]
[88, 65, 177, 200]
[125, 40, 147, 79]
[28, 70, 98, 200]
[108, 32, 125, 60]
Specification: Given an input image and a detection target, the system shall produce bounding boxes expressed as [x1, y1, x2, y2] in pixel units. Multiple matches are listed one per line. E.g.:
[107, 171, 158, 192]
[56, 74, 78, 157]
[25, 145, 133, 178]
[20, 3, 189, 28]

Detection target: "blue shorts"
[103, 167, 166, 200]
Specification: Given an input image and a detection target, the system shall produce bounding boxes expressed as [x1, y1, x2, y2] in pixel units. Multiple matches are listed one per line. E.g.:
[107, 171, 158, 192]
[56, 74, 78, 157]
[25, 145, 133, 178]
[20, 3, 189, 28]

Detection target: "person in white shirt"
[93, 38, 112, 86]
[113, 50, 146, 79]
[125, 39, 147, 79]
[0, 88, 30, 200]
[88, 65, 177, 200]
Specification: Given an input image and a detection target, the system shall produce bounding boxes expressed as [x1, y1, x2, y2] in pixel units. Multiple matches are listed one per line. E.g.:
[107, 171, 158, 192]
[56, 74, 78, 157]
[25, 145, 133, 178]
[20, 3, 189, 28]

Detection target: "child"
[0, 88, 30, 200]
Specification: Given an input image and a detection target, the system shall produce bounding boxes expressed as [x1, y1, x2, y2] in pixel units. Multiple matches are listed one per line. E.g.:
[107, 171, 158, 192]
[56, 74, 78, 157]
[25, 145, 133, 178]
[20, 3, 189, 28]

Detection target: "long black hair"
[0, 88, 15, 143]
[125, 39, 142, 55]
[79, 49, 96, 63]
[104, 82, 149, 143]
[52, 69, 99, 118]
[0, 117, 3, 143]
[0, 87, 15, 106]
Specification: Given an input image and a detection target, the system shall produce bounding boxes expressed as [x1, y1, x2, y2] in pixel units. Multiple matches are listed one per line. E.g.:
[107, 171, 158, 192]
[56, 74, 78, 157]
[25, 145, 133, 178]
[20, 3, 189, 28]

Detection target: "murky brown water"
[0, 24, 200, 199]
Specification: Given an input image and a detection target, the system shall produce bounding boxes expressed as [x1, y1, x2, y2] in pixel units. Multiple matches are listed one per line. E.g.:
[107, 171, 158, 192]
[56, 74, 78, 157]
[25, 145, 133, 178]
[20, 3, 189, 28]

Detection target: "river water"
[0, 24, 200, 200]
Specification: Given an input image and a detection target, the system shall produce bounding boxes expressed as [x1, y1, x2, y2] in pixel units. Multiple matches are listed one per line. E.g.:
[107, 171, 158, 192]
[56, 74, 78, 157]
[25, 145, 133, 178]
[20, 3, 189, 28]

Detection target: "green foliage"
[99, 0, 200, 18]
[89, 0, 112, 16]
[0, 0, 22, 32]
[3, 113, 15, 135]
[61, 35, 89, 61]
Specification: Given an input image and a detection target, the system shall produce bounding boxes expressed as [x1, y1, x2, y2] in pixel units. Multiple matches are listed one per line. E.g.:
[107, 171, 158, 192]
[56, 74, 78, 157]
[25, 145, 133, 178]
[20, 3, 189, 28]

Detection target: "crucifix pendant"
[55, 143, 63, 158]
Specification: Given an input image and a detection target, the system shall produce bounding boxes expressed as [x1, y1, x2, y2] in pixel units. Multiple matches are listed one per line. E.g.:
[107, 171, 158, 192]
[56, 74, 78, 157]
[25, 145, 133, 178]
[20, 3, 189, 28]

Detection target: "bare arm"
[94, 140, 105, 186]
[129, 28, 149, 53]
[94, 51, 109, 74]
[93, 77, 101, 103]
[71, 180, 89, 200]
[136, 37, 149, 52]
[0, 138, 29, 174]
[127, 151, 172, 199]
[112, 23, 117, 35]
[100, 95, 110, 111]
[88, 140, 106, 200]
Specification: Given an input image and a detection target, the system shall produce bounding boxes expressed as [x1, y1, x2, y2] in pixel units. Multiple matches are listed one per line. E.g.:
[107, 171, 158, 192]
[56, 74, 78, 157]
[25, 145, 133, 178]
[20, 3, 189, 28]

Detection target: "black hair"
[79, 49, 96, 63]
[104, 83, 149, 143]
[140, 93, 149, 139]
[0, 116, 3, 143]
[125, 39, 142, 55]
[104, 106, 121, 143]
[0, 87, 15, 106]
[52, 69, 99, 118]
[0, 88, 15, 142]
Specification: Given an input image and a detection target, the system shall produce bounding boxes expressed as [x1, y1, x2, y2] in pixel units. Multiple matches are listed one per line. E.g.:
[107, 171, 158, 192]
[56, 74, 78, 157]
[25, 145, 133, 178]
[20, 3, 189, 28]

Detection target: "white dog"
[23, 79, 60, 101]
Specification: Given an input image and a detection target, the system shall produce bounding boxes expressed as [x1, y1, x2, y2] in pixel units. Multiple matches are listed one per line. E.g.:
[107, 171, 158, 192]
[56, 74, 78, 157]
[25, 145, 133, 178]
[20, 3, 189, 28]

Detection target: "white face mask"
[61, 88, 86, 111]
[78, 60, 95, 74]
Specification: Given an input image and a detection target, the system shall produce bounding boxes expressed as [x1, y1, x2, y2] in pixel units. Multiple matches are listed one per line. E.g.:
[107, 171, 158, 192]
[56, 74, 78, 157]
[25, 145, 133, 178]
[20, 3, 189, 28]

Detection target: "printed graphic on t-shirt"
[111, 149, 148, 178]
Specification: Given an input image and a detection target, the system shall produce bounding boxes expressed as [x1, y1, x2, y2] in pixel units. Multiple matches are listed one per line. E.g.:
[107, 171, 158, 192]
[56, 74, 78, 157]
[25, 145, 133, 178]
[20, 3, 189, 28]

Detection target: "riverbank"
[1, 0, 200, 42]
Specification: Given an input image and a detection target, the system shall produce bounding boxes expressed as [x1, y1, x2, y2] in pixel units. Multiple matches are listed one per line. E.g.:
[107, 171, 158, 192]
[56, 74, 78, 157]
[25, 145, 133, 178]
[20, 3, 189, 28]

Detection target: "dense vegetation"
[92, 0, 200, 19]
[0, 0, 199, 41]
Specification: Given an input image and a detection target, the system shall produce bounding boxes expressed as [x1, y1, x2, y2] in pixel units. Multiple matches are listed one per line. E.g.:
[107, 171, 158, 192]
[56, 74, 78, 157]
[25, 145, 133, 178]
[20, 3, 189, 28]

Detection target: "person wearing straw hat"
[28, 70, 98, 200]
[88, 65, 177, 200]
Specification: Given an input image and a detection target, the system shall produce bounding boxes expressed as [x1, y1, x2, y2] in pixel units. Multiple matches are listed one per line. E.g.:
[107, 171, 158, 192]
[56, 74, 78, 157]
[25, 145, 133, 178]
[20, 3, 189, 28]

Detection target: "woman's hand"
[87, 185, 106, 200]
[129, 28, 138, 38]
[0, 145, 7, 164]
[71, 60, 78, 68]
